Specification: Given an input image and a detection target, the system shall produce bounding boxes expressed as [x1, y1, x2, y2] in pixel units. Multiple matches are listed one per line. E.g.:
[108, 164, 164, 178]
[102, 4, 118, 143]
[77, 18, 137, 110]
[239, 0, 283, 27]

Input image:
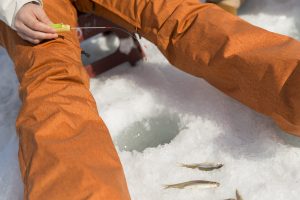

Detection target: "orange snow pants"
[0, 0, 300, 199]
[75, 0, 300, 135]
[0, 0, 131, 199]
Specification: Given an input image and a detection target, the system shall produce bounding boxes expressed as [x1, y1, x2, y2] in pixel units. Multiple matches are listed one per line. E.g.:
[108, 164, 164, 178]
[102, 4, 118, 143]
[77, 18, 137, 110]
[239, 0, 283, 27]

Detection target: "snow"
[0, 48, 23, 199]
[1, 0, 300, 199]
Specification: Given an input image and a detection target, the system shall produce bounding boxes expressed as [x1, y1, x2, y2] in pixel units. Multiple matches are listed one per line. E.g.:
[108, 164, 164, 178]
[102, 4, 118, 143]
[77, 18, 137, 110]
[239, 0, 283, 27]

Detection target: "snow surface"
[1, 0, 300, 199]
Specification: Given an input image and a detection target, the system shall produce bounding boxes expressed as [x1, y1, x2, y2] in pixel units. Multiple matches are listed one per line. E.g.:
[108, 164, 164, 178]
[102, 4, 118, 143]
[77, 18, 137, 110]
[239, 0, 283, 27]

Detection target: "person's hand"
[14, 2, 58, 44]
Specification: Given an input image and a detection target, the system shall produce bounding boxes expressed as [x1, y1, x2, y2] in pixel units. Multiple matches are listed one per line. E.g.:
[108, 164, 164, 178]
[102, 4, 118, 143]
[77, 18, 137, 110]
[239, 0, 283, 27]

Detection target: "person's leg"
[75, 0, 300, 136]
[0, 0, 130, 199]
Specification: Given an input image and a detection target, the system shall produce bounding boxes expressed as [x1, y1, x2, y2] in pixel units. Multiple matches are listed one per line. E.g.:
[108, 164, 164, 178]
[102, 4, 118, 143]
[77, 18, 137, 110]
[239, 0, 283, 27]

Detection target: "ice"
[1, 0, 300, 199]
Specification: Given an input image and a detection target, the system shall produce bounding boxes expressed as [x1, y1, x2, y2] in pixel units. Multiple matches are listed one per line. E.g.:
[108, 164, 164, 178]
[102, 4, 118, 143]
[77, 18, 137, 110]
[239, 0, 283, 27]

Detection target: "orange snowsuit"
[0, 0, 300, 199]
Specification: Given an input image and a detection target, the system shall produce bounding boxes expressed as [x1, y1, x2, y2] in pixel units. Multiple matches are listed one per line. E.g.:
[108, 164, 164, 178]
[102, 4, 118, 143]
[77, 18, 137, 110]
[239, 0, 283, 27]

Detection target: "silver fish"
[236, 190, 243, 200]
[164, 180, 220, 189]
[180, 163, 224, 171]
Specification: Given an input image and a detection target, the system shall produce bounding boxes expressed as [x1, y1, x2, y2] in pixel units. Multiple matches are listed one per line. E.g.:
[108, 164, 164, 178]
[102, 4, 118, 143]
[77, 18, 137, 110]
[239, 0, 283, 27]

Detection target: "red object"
[77, 13, 145, 77]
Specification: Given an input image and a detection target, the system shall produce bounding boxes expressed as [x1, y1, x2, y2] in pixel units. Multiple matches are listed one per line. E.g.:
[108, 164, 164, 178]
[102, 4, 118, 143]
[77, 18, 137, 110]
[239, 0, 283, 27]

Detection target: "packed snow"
[1, 0, 300, 199]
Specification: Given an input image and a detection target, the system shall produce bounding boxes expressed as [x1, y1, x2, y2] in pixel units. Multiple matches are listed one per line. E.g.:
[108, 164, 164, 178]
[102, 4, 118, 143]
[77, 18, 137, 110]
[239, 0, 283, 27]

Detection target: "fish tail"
[179, 163, 186, 167]
[163, 184, 171, 189]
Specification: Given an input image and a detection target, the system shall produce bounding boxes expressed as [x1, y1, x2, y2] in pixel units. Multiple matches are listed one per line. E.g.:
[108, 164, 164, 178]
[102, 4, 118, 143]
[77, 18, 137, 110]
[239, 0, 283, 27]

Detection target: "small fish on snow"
[180, 162, 224, 171]
[163, 180, 220, 189]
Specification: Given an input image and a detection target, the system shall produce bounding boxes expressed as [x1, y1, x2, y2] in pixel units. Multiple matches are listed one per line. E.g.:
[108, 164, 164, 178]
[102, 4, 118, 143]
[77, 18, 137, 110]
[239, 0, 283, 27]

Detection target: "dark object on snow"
[77, 13, 145, 77]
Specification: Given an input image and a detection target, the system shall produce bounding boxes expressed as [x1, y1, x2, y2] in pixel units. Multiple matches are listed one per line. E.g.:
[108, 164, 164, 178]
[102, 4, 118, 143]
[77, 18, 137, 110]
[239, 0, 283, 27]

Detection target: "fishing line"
[71, 26, 140, 41]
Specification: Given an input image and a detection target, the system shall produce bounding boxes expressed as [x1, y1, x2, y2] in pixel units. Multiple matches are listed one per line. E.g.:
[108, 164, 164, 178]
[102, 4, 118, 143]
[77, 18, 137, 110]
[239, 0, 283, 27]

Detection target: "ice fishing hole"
[115, 112, 181, 152]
